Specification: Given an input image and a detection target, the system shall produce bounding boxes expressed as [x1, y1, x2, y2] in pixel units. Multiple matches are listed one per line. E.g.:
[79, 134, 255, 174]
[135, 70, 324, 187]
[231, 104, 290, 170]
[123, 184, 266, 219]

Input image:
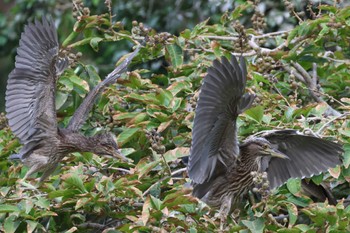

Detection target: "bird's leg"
[39, 164, 58, 182]
[219, 195, 232, 231]
[23, 165, 41, 181]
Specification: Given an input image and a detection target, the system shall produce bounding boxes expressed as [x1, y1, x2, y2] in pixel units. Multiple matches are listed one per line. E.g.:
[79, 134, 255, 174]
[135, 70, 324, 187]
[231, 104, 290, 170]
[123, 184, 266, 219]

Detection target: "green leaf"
[113, 112, 140, 120]
[252, 72, 270, 85]
[287, 27, 298, 45]
[241, 218, 265, 233]
[70, 75, 90, 94]
[244, 106, 264, 123]
[284, 202, 298, 226]
[165, 44, 183, 69]
[35, 196, 50, 209]
[180, 29, 191, 39]
[150, 196, 162, 210]
[166, 81, 191, 96]
[75, 198, 90, 210]
[230, 3, 252, 20]
[4, 215, 20, 233]
[117, 127, 140, 146]
[156, 89, 173, 107]
[64, 173, 87, 193]
[68, 37, 93, 48]
[62, 31, 80, 47]
[294, 224, 311, 232]
[89, 37, 103, 52]
[339, 129, 350, 138]
[286, 178, 301, 195]
[343, 144, 350, 168]
[0, 204, 20, 213]
[136, 159, 159, 179]
[48, 189, 80, 199]
[55, 91, 69, 110]
[163, 147, 190, 162]
[142, 196, 151, 225]
[311, 174, 323, 185]
[26, 220, 38, 233]
[85, 65, 101, 88]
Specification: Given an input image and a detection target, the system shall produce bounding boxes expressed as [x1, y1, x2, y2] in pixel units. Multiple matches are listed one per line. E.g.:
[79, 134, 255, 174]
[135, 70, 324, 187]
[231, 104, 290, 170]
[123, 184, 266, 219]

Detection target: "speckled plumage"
[188, 55, 343, 215]
[6, 17, 139, 181]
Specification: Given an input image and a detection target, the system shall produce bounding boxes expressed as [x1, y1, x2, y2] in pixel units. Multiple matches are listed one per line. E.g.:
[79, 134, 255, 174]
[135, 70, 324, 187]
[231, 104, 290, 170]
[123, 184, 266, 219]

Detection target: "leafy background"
[0, 0, 350, 232]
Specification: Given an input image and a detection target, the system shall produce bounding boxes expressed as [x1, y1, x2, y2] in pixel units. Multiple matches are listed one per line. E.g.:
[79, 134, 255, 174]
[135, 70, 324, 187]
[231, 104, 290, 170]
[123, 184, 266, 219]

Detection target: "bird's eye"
[262, 144, 269, 149]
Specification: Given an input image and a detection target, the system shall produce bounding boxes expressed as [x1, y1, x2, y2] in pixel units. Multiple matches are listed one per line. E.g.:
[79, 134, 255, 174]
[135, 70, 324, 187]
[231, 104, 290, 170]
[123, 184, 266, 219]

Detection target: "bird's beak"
[112, 150, 130, 162]
[265, 148, 290, 159]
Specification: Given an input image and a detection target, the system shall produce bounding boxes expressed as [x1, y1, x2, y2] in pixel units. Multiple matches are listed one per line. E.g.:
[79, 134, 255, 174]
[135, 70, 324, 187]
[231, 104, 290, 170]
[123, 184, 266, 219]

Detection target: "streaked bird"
[5, 17, 139, 181]
[188, 55, 343, 216]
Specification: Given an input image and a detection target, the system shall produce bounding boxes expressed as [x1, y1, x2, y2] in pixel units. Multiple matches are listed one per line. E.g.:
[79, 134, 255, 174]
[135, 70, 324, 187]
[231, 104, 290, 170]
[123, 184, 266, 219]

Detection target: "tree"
[0, 0, 349, 232]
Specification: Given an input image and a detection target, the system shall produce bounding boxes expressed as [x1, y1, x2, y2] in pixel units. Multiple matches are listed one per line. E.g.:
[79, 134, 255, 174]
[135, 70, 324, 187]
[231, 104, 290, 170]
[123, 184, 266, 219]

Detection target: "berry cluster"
[132, 21, 172, 47]
[0, 112, 8, 130]
[145, 129, 165, 154]
[72, 0, 90, 20]
[251, 171, 270, 198]
[232, 21, 250, 53]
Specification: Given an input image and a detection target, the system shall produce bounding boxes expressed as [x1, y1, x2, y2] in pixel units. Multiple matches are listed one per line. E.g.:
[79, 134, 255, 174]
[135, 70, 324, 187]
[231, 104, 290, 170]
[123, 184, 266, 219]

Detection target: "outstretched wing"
[5, 17, 68, 145]
[261, 130, 343, 189]
[189, 55, 255, 185]
[66, 46, 140, 131]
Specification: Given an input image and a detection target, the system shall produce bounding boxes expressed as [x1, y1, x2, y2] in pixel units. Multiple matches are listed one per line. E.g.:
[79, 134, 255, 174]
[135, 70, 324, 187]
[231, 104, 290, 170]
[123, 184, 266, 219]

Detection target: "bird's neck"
[236, 147, 260, 173]
[58, 129, 98, 153]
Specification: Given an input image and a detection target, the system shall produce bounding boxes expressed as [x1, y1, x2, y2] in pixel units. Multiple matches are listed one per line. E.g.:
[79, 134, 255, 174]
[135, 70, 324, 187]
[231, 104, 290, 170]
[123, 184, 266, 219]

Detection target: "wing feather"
[66, 46, 140, 131]
[261, 130, 343, 189]
[189, 55, 255, 184]
[5, 17, 66, 145]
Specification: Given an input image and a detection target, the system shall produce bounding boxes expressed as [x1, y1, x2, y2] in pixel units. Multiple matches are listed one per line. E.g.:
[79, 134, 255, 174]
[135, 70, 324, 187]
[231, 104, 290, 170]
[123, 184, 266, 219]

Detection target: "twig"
[142, 167, 187, 197]
[248, 35, 287, 55]
[171, 167, 187, 176]
[143, 175, 169, 197]
[284, 63, 341, 116]
[199, 30, 291, 41]
[271, 82, 291, 107]
[160, 153, 172, 176]
[106, 167, 132, 174]
[199, 35, 239, 41]
[316, 112, 350, 135]
[323, 52, 350, 64]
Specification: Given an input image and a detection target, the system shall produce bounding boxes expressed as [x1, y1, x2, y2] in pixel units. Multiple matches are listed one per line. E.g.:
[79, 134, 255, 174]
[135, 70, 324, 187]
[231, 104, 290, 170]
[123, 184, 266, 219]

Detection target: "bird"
[188, 55, 344, 217]
[5, 17, 140, 182]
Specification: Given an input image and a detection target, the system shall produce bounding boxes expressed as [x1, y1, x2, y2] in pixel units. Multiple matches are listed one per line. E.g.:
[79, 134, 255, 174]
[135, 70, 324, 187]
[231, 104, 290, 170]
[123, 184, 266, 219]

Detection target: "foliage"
[0, 0, 350, 232]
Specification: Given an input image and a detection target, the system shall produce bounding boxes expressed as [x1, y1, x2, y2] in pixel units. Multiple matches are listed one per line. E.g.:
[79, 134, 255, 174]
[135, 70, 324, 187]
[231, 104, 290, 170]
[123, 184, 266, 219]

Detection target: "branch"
[199, 30, 291, 41]
[143, 167, 187, 197]
[283, 63, 341, 117]
[316, 112, 350, 135]
[248, 35, 287, 55]
[323, 52, 350, 64]
[199, 35, 239, 41]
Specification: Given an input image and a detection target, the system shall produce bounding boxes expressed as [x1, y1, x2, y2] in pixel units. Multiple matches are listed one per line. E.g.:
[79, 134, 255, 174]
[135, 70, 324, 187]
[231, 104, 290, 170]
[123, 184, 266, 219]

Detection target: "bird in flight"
[5, 17, 139, 182]
[188, 55, 343, 217]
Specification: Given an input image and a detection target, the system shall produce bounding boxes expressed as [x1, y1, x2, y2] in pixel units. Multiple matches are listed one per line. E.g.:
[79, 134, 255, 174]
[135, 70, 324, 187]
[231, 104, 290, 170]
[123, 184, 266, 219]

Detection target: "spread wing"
[66, 46, 140, 131]
[189, 55, 256, 185]
[5, 17, 68, 145]
[261, 130, 343, 189]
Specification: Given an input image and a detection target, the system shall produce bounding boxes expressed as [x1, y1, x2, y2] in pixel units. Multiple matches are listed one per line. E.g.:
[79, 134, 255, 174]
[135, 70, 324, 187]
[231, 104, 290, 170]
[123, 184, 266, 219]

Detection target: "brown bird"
[5, 17, 139, 181]
[188, 55, 343, 216]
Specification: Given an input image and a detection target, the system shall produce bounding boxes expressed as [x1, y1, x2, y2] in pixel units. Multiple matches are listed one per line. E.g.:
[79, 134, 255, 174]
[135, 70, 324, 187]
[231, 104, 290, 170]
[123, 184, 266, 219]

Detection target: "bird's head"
[243, 138, 289, 159]
[91, 133, 129, 162]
